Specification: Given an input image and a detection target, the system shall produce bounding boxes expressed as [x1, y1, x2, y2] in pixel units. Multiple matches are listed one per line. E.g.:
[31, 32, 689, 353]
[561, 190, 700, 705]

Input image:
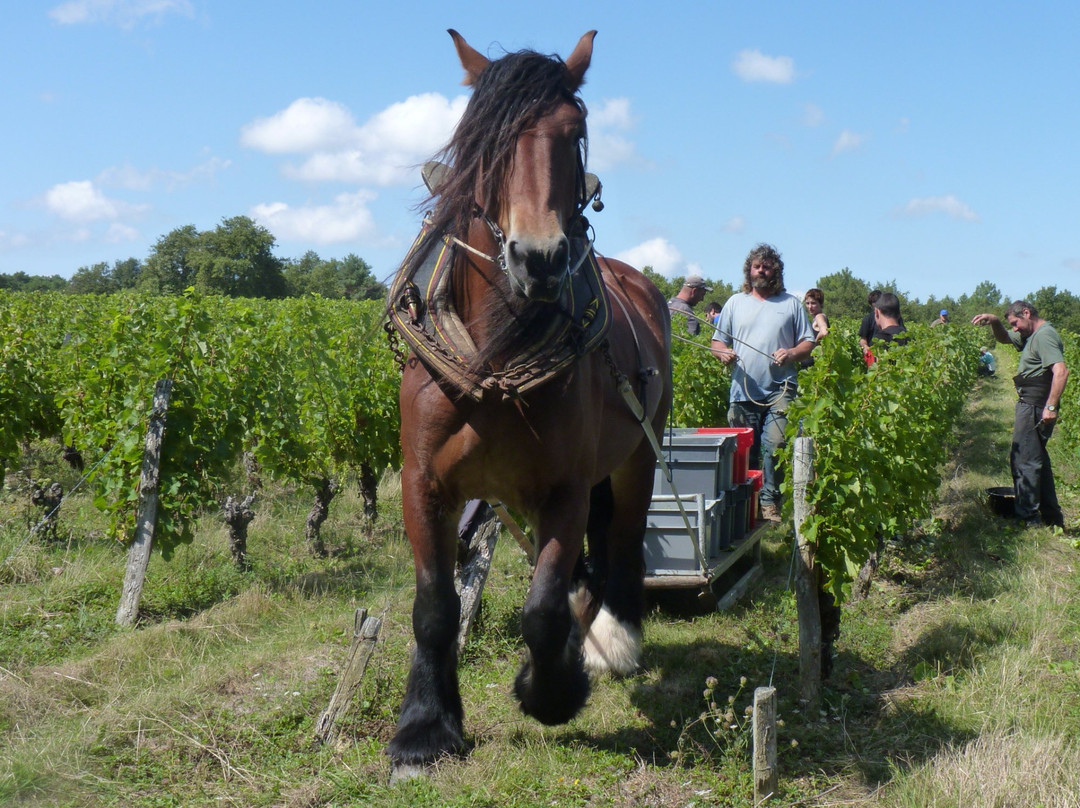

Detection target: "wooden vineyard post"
[753, 685, 778, 803]
[792, 436, 822, 713]
[314, 608, 383, 745]
[116, 378, 172, 628]
[456, 501, 501, 654]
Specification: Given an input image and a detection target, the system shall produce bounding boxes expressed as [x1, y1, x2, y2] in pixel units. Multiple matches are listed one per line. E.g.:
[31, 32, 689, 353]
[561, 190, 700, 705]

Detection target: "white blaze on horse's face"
[501, 101, 584, 302]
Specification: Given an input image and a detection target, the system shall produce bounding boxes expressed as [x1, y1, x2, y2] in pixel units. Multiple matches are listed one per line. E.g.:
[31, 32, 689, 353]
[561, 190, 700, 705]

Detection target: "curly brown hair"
[741, 243, 785, 295]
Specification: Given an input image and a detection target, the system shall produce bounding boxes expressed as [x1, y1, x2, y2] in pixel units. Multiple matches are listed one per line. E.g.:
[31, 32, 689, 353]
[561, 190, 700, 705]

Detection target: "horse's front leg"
[514, 490, 591, 725]
[581, 457, 653, 677]
[387, 469, 464, 771]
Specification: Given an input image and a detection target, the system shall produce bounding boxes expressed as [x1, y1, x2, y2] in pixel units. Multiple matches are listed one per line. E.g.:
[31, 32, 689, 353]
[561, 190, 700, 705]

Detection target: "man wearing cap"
[972, 301, 1068, 528]
[931, 309, 949, 327]
[668, 274, 712, 335]
[711, 243, 815, 522]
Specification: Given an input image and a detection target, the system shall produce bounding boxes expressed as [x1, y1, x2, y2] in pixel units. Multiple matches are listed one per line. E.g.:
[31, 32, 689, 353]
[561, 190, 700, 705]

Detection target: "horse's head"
[446, 30, 596, 303]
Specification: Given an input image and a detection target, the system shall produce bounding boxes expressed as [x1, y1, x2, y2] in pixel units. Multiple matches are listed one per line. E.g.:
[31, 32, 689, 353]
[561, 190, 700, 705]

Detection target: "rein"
[669, 309, 798, 408]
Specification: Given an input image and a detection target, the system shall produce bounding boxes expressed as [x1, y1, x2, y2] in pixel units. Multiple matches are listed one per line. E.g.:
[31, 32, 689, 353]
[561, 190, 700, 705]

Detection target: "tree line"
[644, 267, 1080, 335]
[0, 216, 386, 301]
[8, 227, 1078, 332]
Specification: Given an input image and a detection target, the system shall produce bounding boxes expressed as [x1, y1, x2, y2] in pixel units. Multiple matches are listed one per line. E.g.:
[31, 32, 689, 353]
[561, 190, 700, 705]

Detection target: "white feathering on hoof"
[582, 605, 641, 676]
[568, 584, 591, 625]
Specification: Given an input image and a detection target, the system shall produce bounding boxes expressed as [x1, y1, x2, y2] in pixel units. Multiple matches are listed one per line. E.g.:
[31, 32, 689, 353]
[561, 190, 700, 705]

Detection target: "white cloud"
[357, 93, 466, 156]
[802, 103, 825, 127]
[283, 151, 399, 186]
[240, 98, 359, 155]
[60, 227, 93, 243]
[733, 49, 795, 84]
[721, 216, 745, 234]
[104, 222, 140, 242]
[49, 0, 194, 28]
[831, 129, 864, 157]
[243, 93, 467, 187]
[587, 98, 642, 171]
[615, 237, 685, 277]
[591, 97, 635, 129]
[0, 229, 31, 250]
[44, 180, 120, 222]
[42, 179, 148, 234]
[97, 157, 230, 191]
[898, 194, 980, 222]
[589, 133, 638, 172]
[243, 90, 644, 188]
[250, 190, 382, 244]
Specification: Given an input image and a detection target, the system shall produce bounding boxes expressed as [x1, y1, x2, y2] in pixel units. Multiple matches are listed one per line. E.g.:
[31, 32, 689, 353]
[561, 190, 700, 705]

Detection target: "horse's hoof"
[389, 763, 428, 785]
[514, 655, 590, 725]
[386, 710, 466, 770]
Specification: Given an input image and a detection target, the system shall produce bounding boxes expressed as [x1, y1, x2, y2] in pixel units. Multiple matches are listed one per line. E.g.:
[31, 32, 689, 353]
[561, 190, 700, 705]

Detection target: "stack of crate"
[697, 427, 755, 542]
[645, 428, 747, 577]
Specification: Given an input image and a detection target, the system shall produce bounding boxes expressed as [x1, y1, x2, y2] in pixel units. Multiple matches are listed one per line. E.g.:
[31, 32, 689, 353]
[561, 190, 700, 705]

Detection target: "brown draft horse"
[387, 30, 671, 772]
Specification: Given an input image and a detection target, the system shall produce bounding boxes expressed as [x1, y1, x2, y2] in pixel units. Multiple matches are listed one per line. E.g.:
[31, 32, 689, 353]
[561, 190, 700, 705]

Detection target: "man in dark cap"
[668, 273, 712, 335]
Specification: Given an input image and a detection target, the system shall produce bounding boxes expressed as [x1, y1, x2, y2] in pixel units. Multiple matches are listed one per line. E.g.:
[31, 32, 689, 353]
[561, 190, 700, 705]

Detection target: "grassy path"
[835, 347, 1080, 806]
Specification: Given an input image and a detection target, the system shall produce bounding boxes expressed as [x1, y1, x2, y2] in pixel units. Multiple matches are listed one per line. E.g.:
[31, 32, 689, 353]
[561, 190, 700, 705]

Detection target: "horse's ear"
[564, 30, 597, 91]
[448, 29, 490, 86]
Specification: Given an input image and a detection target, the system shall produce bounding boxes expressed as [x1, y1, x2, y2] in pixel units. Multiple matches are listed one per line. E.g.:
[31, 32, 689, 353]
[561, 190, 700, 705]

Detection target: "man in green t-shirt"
[973, 300, 1069, 527]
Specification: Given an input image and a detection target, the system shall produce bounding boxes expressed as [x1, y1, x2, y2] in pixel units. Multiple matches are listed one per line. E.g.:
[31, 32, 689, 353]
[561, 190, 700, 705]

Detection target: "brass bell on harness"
[584, 172, 604, 212]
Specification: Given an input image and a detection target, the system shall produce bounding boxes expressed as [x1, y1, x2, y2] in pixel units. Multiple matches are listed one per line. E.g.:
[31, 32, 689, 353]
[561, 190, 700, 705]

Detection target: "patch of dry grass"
[882, 730, 1080, 808]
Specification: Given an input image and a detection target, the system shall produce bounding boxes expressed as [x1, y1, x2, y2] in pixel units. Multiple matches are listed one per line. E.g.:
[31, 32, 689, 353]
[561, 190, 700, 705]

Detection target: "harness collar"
[387, 219, 611, 402]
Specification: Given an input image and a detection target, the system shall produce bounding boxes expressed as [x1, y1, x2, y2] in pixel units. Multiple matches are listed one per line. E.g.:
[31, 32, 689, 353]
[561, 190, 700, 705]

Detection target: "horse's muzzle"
[506, 235, 570, 302]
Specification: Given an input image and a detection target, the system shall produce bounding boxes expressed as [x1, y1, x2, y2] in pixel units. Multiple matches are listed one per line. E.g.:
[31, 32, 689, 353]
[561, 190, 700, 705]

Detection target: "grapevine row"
[3, 291, 978, 587]
[783, 320, 979, 600]
[1, 291, 399, 558]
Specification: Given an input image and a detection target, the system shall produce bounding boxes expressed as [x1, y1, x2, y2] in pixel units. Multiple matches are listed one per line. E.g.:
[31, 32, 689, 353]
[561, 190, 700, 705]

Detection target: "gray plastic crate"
[644, 493, 728, 575]
[716, 491, 736, 551]
[653, 431, 737, 499]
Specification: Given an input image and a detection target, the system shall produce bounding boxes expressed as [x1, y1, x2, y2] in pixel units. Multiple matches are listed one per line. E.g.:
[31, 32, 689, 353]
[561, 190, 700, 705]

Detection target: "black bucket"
[986, 486, 1015, 517]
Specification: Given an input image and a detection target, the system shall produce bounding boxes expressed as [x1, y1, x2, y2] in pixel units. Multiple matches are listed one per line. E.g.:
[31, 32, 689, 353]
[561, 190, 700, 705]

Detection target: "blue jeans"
[728, 390, 794, 506]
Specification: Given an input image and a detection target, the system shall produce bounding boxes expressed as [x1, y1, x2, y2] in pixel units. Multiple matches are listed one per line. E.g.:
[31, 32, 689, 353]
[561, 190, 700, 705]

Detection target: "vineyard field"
[5, 291, 1080, 805]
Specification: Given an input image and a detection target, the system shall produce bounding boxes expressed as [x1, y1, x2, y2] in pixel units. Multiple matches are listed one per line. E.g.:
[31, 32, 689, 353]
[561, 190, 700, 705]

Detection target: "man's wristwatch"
[1047, 404, 1058, 412]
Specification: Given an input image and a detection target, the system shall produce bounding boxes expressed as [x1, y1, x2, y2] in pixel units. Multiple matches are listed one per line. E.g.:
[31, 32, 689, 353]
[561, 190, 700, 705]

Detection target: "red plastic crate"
[746, 469, 764, 529]
[696, 427, 754, 485]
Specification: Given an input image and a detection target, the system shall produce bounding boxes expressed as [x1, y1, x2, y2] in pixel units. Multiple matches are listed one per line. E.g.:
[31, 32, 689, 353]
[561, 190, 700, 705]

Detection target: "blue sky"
[3, 0, 1078, 302]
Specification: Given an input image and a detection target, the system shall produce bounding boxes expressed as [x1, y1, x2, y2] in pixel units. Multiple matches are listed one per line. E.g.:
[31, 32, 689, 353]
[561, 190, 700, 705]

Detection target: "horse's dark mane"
[403, 47, 589, 369]
[405, 48, 587, 272]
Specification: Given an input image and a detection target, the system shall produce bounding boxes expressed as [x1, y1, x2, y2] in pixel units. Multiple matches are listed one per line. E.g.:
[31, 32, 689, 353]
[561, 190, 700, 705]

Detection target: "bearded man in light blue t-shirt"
[711, 244, 816, 522]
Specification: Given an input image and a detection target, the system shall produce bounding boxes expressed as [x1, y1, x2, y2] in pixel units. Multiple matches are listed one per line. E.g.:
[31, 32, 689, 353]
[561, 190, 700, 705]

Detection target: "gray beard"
[751, 277, 780, 294]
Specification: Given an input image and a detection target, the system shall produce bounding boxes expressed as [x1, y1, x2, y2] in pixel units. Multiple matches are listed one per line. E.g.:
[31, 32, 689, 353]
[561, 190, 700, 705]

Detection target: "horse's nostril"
[553, 238, 569, 268]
